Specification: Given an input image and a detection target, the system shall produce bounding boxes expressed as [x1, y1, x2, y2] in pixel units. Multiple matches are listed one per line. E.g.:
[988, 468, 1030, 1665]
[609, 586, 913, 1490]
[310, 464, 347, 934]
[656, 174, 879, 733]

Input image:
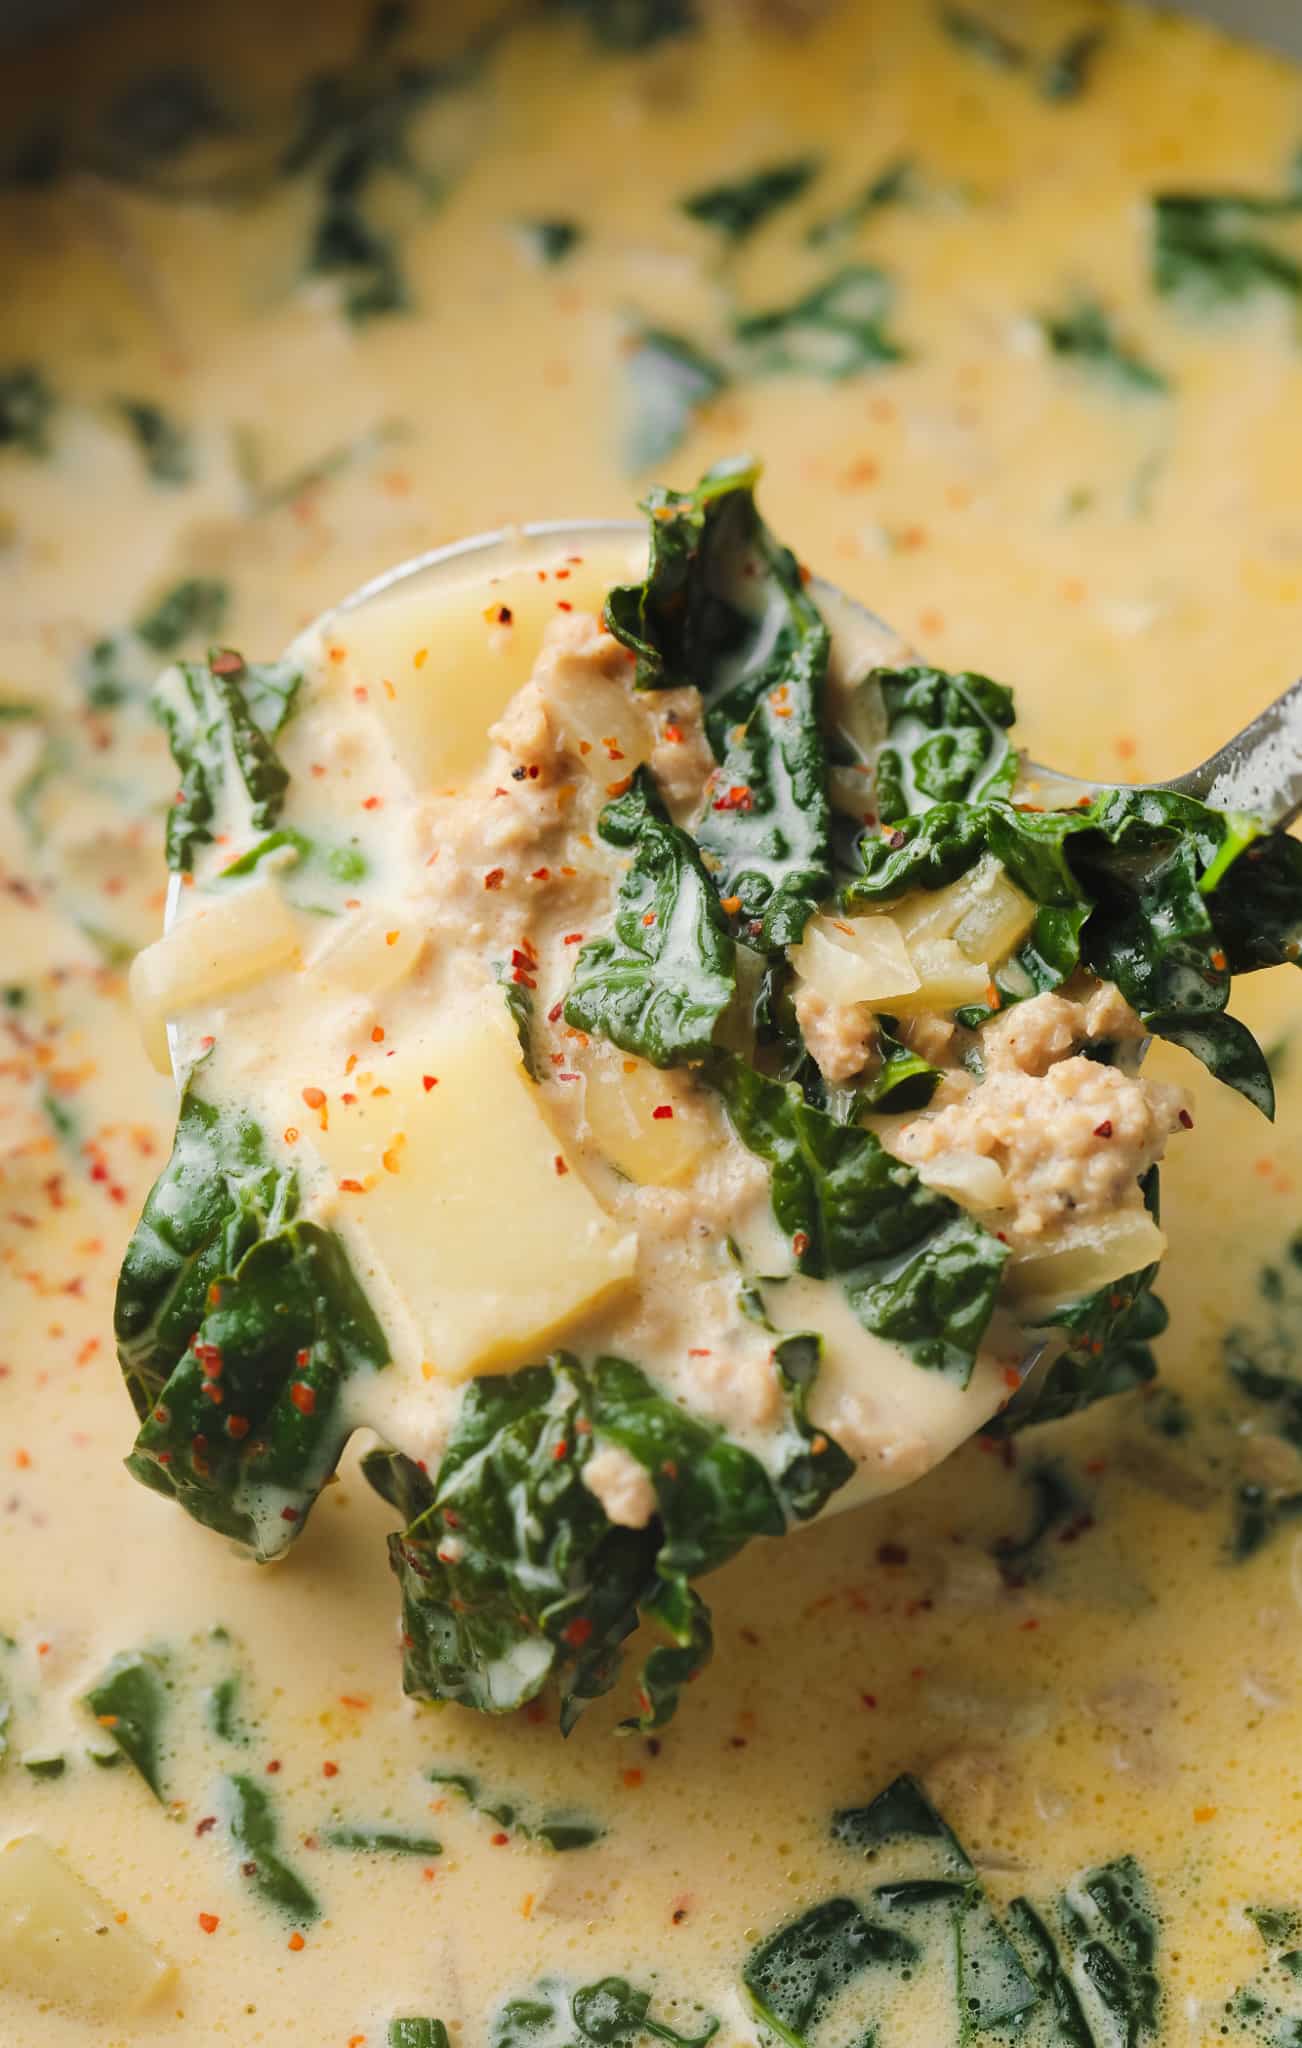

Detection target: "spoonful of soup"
[116, 457, 1302, 1730]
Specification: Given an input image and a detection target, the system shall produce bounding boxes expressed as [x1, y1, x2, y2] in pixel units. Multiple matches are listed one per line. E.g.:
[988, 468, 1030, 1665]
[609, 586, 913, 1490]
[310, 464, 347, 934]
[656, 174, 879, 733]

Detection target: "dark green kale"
[115, 399, 194, 484]
[991, 1460, 1090, 1582]
[283, 3, 449, 322]
[991, 1250, 1167, 1436]
[222, 1773, 319, 1923]
[1040, 298, 1169, 394]
[564, 769, 737, 1064]
[363, 1352, 786, 1733]
[323, 1825, 443, 1857]
[1152, 187, 1302, 311]
[1005, 1898, 1097, 2047]
[495, 959, 541, 1080]
[82, 1651, 171, 1799]
[621, 326, 729, 470]
[708, 1051, 1008, 1382]
[870, 665, 1017, 821]
[548, 0, 697, 52]
[830, 1774, 1039, 2033]
[153, 646, 302, 871]
[680, 157, 821, 242]
[0, 366, 56, 456]
[742, 1897, 916, 2047]
[937, 6, 1026, 71]
[427, 1767, 602, 1851]
[492, 1977, 717, 2048]
[735, 266, 906, 379]
[807, 157, 917, 248]
[731, 1280, 855, 1520]
[134, 577, 230, 654]
[858, 1018, 942, 1111]
[389, 2025, 451, 2048]
[1060, 1856, 1162, 2045]
[516, 218, 583, 265]
[846, 786, 1302, 1114]
[115, 1083, 388, 1558]
[1040, 26, 1106, 102]
[604, 459, 833, 948]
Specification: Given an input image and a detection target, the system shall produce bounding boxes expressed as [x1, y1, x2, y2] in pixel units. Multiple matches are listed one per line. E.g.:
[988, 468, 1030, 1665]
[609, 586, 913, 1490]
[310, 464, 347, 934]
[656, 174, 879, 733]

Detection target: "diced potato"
[0, 1835, 175, 2020]
[886, 939, 991, 1013]
[312, 1000, 637, 1383]
[913, 1151, 1011, 1211]
[789, 914, 920, 1006]
[580, 1053, 712, 1186]
[1004, 1211, 1167, 1324]
[329, 546, 642, 793]
[306, 906, 426, 997]
[130, 877, 300, 1053]
[892, 856, 1037, 967]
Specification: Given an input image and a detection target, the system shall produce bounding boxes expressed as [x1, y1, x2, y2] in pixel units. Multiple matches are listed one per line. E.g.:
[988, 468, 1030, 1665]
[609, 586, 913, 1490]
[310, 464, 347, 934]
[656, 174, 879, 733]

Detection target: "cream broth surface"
[4, 2, 1302, 2043]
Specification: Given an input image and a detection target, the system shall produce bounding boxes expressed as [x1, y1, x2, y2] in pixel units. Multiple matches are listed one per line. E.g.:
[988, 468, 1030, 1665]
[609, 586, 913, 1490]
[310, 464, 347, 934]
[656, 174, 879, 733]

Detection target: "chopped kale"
[115, 399, 194, 484]
[516, 217, 583, 265]
[680, 157, 821, 242]
[548, 0, 697, 52]
[134, 577, 230, 654]
[1040, 298, 1169, 394]
[735, 266, 906, 379]
[806, 156, 917, 248]
[621, 326, 729, 470]
[0, 366, 56, 456]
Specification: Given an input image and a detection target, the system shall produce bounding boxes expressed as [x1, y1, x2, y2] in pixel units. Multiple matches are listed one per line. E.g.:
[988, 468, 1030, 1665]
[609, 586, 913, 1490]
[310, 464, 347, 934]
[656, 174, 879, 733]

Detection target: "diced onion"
[580, 1055, 711, 1187]
[886, 938, 991, 1013]
[789, 914, 920, 1005]
[913, 1150, 1011, 1211]
[892, 855, 1036, 966]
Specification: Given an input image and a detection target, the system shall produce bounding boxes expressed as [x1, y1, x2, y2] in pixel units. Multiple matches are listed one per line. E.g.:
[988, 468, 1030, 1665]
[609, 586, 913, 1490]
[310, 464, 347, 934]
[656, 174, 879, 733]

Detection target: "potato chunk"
[0, 1835, 175, 2020]
[580, 1053, 712, 1186]
[313, 1001, 637, 1383]
[328, 546, 642, 793]
[788, 914, 920, 1005]
[305, 905, 426, 997]
[130, 876, 300, 1067]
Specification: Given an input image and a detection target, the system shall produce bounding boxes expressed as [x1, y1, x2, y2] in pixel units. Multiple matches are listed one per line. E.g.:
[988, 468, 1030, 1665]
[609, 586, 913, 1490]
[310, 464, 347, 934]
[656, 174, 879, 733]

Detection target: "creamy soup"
[5, 1, 1302, 2043]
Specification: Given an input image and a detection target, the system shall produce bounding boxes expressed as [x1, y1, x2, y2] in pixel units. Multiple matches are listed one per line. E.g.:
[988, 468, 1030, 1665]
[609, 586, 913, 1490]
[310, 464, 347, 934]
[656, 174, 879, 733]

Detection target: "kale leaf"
[492, 1976, 717, 2048]
[517, 217, 583, 266]
[82, 1651, 170, 1800]
[1039, 299, 1169, 395]
[550, 0, 697, 52]
[870, 664, 1016, 821]
[389, 2025, 451, 2048]
[846, 787, 1302, 1113]
[742, 1897, 916, 2047]
[1005, 1898, 1098, 2047]
[709, 1051, 1008, 1382]
[565, 768, 737, 1063]
[734, 266, 906, 379]
[831, 1774, 1039, 2033]
[0, 366, 56, 456]
[223, 1773, 320, 1923]
[134, 576, 230, 653]
[680, 157, 820, 242]
[1040, 26, 1106, 102]
[428, 1765, 602, 1851]
[363, 1352, 786, 1733]
[937, 6, 1026, 71]
[605, 459, 834, 948]
[1060, 1856, 1162, 2044]
[116, 1082, 388, 1558]
[153, 646, 302, 871]
[1152, 186, 1302, 312]
[621, 326, 729, 471]
[115, 398, 194, 483]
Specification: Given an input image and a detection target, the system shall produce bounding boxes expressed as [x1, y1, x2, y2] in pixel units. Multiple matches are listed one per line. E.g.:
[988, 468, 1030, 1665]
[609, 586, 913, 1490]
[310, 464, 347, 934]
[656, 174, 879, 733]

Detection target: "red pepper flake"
[491, 1831, 511, 1846]
[323, 1760, 339, 1778]
[1093, 1120, 1113, 1139]
[792, 1231, 810, 1258]
[622, 1767, 644, 1789]
[208, 650, 243, 678]
[562, 1616, 592, 1647]
[1178, 1108, 1194, 1129]
[641, 910, 657, 927]
[339, 1178, 364, 1193]
[876, 1541, 909, 1566]
[554, 1155, 569, 1176]
[529, 867, 550, 883]
[484, 868, 506, 890]
[371, 1025, 385, 1044]
[607, 775, 633, 798]
[280, 1506, 301, 1524]
[688, 1347, 711, 1358]
[1003, 1365, 1021, 1390]
[547, 1001, 564, 1023]
[302, 1086, 326, 1111]
[652, 1105, 674, 1121]
[362, 795, 382, 811]
[1211, 949, 1227, 972]
[195, 1816, 217, 1837]
[712, 784, 754, 813]
[226, 1415, 250, 1439]
[198, 1911, 220, 1934]
[288, 1932, 306, 1952]
[556, 600, 573, 612]
[422, 1074, 438, 1093]
[340, 1695, 371, 1711]
[266, 1759, 282, 1774]
[290, 1383, 317, 1416]
[495, 605, 513, 625]
[284, 1125, 300, 1143]
[562, 931, 584, 945]
[861, 1692, 878, 1709]
[720, 895, 742, 915]
[663, 723, 683, 743]
[1020, 1617, 1041, 1632]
